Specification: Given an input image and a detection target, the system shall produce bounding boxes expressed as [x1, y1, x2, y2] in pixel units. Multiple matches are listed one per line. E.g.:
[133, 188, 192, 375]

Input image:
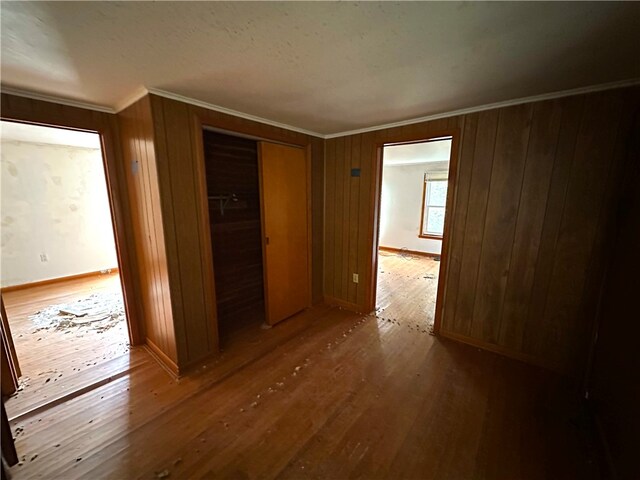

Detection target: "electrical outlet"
[40, 253, 48, 263]
[352, 273, 359, 284]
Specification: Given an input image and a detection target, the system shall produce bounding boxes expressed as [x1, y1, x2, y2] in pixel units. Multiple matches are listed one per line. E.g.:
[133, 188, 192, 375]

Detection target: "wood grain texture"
[0, 93, 143, 347]
[2, 273, 132, 420]
[203, 131, 264, 330]
[259, 142, 310, 325]
[7, 305, 601, 479]
[324, 86, 640, 377]
[1, 296, 20, 396]
[588, 106, 640, 480]
[124, 94, 324, 371]
[118, 97, 177, 369]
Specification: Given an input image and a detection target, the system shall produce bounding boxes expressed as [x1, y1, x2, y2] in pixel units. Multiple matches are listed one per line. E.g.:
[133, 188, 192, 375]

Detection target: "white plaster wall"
[0, 141, 118, 287]
[379, 163, 443, 255]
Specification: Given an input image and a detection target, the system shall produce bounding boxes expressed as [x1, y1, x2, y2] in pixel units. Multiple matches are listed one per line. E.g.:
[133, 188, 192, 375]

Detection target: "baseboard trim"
[439, 329, 562, 373]
[144, 339, 179, 378]
[378, 246, 441, 258]
[323, 295, 365, 314]
[1, 268, 119, 293]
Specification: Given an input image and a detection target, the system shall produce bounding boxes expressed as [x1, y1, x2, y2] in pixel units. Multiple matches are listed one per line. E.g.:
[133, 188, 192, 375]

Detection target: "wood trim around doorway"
[190, 109, 315, 349]
[367, 130, 461, 335]
[0, 93, 144, 346]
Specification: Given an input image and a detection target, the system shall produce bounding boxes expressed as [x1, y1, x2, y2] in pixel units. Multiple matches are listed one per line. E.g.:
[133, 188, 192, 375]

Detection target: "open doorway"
[375, 137, 453, 333]
[0, 121, 130, 419]
[202, 130, 266, 341]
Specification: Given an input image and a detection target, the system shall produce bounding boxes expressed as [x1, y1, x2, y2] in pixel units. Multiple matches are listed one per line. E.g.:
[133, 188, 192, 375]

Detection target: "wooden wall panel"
[324, 138, 336, 298]
[448, 110, 498, 337]
[118, 97, 177, 369]
[151, 97, 212, 365]
[588, 109, 640, 480]
[323, 86, 640, 377]
[137, 94, 324, 370]
[310, 137, 325, 304]
[202, 131, 264, 328]
[470, 104, 533, 343]
[498, 99, 564, 350]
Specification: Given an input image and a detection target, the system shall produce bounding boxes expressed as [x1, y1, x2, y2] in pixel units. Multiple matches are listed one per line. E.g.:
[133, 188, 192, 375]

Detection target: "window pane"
[428, 180, 447, 207]
[426, 206, 445, 235]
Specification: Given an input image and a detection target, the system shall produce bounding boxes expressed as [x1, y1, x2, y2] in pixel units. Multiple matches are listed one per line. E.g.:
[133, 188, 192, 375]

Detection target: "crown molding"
[322, 77, 640, 139]
[0, 86, 116, 114]
[114, 86, 150, 113]
[146, 88, 323, 138]
[3, 77, 638, 139]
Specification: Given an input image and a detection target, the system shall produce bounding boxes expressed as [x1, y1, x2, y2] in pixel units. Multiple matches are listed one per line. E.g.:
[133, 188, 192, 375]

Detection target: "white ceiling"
[1, 2, 639, 136]
[0, 121, 101, 149]
[384, 139, 451, 166]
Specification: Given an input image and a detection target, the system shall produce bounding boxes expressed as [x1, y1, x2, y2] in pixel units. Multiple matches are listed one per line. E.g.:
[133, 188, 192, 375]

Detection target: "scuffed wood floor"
[8, 300, 600, 478]
[3, 273, 131, 420]
[376, 250, 440, 330]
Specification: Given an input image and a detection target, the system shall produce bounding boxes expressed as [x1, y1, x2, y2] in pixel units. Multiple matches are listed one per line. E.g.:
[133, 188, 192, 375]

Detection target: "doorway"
[375, 137, 454, 333]
[202, 130, 266, 339]
[201, 129, 310, 344]
[0, 121, 131, 419]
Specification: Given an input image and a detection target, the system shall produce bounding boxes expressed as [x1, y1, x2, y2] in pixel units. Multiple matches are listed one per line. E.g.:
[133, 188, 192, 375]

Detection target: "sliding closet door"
[258, 142, 309, 325]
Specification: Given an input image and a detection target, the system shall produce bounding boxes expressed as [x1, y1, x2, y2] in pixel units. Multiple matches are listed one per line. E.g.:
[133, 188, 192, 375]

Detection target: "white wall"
[1, 140, 118, 287]
[379, 163, 444, 255]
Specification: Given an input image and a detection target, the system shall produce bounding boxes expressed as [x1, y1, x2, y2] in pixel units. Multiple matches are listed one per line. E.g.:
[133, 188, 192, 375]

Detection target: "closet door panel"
[259, 142, 309, 325]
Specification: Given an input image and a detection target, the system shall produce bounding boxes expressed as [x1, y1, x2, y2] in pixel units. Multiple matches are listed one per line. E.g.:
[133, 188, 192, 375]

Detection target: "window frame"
[419, 176, 447, 240]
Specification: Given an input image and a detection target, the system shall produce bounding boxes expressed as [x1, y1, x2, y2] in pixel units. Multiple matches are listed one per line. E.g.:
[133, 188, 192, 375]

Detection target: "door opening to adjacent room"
[375, 137, 453, 333]
[0, 121, 131, 420]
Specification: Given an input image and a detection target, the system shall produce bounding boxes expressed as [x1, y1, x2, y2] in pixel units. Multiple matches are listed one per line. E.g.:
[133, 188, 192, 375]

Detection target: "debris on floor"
[29, 291, 125, 333]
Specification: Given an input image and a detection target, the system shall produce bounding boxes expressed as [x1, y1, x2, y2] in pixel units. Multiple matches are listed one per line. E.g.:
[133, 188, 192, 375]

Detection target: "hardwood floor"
[7, 296, 600, 479]
[2, 273, 131, 420]
[376, 250, 440, 331]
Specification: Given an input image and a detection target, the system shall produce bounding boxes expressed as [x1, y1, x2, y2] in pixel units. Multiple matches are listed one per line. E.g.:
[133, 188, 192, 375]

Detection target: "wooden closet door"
[258, 142, 309, 325]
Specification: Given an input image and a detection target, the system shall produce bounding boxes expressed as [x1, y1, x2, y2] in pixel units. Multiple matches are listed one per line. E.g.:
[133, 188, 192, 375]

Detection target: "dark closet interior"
[202, 130, 265, 338]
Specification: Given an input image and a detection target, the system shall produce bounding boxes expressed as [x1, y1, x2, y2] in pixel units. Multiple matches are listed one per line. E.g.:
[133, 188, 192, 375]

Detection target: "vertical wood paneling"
[324, 139, 336, 298]
[323, 86, 640, 377]
[157, 98, 211, 364]
[589, 110, 640, 480]
[333, 137, 345, 300]
[498, 100, 563, 350]
[202, 132, 264, 330]
[355, 132, 375, 308]
[118, 97, 177, 368]
[470, 104, 533, 343]
[524, 95, 585, 354]
[453, 109, 499, 336]
[347, 135, 361, 304]
[310, 137, 325, 304]
[443, 114, 476, 332]
[341, 136, 352, 301]
[534, 91, 625, 371]
[139, 94, 324, 371]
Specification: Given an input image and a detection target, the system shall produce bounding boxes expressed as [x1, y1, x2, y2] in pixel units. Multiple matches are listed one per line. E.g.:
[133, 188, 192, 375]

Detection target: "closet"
[202, 130, 309, 338]
[203, 131, 264, 336]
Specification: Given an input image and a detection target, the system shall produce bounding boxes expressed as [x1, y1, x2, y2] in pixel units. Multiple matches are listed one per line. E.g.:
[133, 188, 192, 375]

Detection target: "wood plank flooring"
[7, 292, 600, 479]
[3, 273, 131, 420]
[376, 251, 440, 331]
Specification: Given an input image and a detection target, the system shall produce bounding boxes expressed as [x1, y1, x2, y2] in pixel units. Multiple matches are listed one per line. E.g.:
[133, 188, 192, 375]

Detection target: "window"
[420, 176, 447, 238]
